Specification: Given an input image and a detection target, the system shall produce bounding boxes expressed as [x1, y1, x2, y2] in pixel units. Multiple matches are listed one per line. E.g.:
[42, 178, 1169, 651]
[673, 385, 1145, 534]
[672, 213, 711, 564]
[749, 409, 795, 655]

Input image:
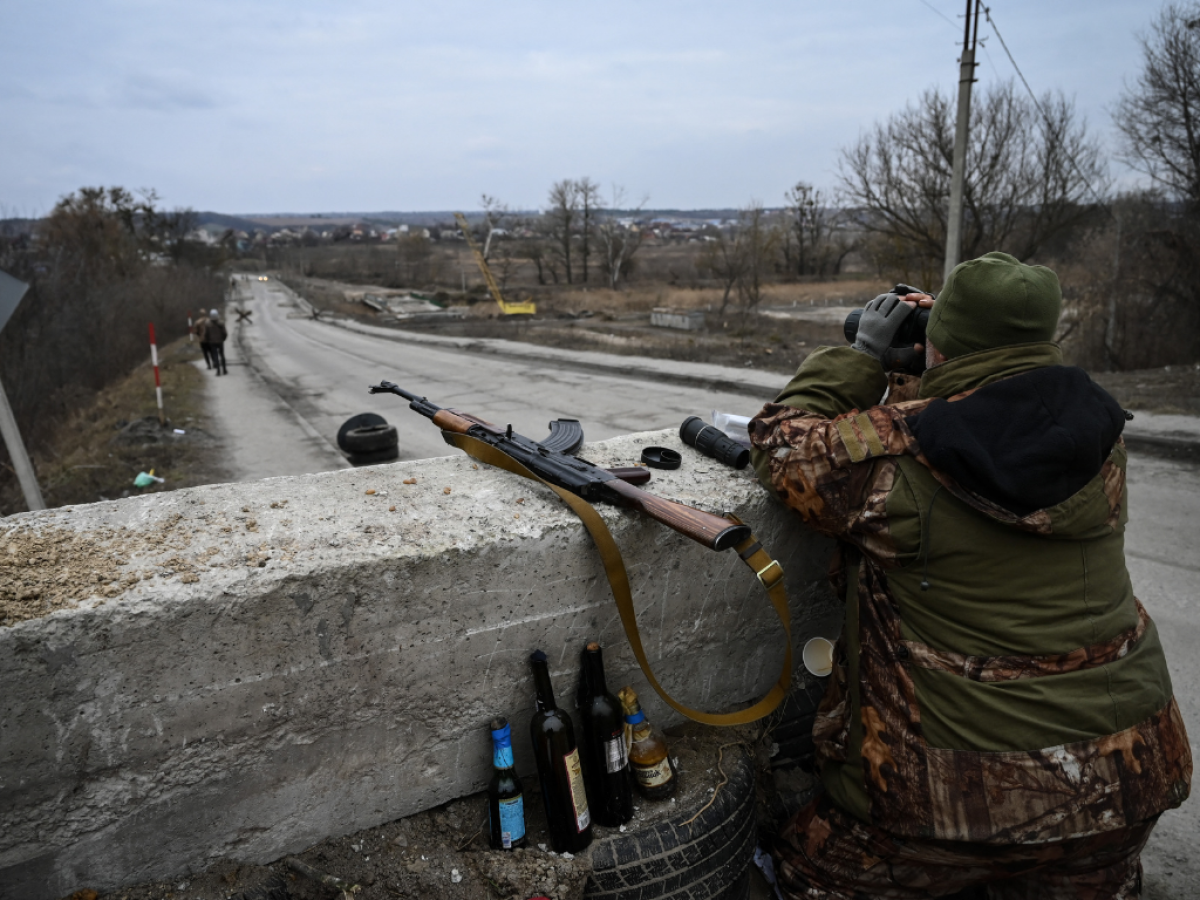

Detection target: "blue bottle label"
[497, 795, 525, 847]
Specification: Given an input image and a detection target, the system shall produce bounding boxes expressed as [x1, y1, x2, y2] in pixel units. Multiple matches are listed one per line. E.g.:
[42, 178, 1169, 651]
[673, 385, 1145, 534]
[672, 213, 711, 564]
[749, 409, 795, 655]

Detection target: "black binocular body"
[843, 284, 931, 349]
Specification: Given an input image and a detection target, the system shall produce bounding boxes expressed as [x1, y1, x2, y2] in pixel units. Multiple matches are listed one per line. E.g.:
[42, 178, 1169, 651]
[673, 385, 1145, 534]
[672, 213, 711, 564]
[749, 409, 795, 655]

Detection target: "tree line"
[0, 187, 224, 475]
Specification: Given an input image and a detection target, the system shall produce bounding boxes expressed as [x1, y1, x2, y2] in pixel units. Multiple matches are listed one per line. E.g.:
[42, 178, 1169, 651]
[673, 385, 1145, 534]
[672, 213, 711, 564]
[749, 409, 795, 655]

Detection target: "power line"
[916, 0, 958, 30]
[983, 5, 1111, 211]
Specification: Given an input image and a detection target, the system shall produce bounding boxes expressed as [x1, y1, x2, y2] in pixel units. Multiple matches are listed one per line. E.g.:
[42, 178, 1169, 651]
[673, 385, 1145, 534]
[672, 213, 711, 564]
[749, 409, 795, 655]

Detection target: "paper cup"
[802, 637, 835, 677]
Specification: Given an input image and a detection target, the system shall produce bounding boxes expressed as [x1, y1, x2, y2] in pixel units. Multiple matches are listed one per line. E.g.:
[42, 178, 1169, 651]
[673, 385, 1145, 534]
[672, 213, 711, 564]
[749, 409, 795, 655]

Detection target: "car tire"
[585, 746, 756, 900]
[348, 445, 401, 466]
[337, 413, 388, 451]
[343, 423, 399, 455]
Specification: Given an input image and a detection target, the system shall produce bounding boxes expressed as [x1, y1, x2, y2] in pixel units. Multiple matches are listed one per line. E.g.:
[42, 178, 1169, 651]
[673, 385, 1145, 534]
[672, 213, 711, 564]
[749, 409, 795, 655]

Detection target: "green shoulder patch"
[836, 413, 886, 463]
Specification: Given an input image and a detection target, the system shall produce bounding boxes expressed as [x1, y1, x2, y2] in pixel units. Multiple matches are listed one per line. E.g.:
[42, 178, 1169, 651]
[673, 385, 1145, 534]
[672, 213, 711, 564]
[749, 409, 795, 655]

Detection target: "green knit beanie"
[926, 251, 1062, 359]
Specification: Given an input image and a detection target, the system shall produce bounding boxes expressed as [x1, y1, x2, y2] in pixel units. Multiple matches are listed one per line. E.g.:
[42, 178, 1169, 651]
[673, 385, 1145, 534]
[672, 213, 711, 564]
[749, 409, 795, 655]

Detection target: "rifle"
[368, 381, 751, 551]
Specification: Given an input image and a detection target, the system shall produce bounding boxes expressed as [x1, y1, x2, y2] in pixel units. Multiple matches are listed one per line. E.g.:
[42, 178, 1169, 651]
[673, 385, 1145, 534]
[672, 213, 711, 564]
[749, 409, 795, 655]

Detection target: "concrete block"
[0, 429, 839, 899]
[650, 308, 706, 330]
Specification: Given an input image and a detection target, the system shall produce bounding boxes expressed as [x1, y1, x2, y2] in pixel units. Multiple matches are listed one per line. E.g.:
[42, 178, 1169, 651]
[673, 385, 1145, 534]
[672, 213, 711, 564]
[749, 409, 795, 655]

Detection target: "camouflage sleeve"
[767, 346, 889, 418]
[748, 400, 916, 540]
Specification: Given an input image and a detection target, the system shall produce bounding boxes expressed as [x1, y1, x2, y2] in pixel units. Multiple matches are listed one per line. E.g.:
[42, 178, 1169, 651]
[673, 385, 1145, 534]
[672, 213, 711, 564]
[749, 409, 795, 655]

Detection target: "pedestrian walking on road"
[192, 313, 215, 369]
[203, 309, 229, 376]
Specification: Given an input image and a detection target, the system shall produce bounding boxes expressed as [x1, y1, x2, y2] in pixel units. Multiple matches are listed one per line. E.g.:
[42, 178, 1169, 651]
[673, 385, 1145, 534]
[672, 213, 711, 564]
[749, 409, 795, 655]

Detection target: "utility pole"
[943, 0, 981, 286]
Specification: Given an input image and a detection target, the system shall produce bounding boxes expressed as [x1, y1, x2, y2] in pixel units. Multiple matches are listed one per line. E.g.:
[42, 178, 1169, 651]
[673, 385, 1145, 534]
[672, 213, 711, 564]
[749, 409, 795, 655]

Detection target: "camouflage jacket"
[749, 343, 1191, 844]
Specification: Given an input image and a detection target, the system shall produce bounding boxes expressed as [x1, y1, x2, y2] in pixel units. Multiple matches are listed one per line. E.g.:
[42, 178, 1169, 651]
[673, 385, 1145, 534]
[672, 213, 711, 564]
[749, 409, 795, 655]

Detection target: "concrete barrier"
[0, 429, 839, 899]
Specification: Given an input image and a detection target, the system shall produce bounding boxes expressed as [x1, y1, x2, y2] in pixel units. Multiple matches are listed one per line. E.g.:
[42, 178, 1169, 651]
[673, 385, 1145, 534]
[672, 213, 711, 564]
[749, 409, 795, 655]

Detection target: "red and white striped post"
[187, 310, 194, 342]
[149, 323, 165, 425]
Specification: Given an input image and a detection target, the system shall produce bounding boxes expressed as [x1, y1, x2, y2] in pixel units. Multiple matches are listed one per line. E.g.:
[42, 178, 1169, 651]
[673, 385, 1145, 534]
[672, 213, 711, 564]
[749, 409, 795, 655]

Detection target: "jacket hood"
[905, 366, 1126, 520]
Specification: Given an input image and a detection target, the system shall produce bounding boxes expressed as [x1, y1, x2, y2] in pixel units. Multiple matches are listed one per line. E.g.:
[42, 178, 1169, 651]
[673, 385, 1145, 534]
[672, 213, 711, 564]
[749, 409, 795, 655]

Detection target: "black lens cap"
[641, 446, 682, 470]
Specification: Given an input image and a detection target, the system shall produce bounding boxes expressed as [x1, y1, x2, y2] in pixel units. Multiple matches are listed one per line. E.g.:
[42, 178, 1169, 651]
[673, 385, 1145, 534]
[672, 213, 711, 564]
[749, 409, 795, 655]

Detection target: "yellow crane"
[455, 212, 536, 315]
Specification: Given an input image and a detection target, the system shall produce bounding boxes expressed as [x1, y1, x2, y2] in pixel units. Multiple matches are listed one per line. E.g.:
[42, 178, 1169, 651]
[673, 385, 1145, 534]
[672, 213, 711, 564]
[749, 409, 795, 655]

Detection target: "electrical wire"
[983, 5, 1111, 211]
[916, 0, 958, 30]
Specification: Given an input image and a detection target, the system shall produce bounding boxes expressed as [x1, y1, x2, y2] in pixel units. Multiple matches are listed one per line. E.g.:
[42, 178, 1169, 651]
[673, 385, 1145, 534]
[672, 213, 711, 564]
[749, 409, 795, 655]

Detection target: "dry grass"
[0, 337, 226, 514]
[533, 279, 883, 317]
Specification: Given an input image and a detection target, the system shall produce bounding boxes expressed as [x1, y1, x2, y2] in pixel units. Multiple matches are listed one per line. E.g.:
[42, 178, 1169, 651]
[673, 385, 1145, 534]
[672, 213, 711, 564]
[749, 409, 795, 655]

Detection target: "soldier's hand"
[852, 292, 914, 361]
[881, 346, 926, 374]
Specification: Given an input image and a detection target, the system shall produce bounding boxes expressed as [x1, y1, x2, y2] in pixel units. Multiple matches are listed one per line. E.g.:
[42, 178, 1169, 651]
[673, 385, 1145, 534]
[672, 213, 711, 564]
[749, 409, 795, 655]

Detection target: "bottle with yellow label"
[618, 685, 678, 800]
[529, 649, 593, 852]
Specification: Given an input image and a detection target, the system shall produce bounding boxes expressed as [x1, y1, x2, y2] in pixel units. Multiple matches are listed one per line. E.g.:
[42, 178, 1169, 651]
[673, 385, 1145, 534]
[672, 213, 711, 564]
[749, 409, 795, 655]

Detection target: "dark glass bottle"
[487, 717, 526, 850]
[577, 642, 634, 827]
[529, 649, 593, 853]
[618, 686, 678, 800]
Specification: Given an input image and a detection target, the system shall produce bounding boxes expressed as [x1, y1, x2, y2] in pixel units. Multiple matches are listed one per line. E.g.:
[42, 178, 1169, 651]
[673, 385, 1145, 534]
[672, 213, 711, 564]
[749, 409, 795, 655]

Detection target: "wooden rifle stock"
[432, 409, 497, 434]
[601, 477, 749, 551]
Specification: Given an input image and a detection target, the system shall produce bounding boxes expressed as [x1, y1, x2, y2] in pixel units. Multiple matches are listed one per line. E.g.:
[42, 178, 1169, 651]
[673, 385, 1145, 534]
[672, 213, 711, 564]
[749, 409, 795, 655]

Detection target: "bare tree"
[577, 177, 601, 284]
[479, 194, 508, 260]
[695, 225, 747, 314]
[1114, 3, 1200, 208]
[545, 179, 580, 284]
[735, 203, 777, 313]
[782, 182, 830, 276]
[594, 186, 647, 290]
[838, 81, 1107, 282]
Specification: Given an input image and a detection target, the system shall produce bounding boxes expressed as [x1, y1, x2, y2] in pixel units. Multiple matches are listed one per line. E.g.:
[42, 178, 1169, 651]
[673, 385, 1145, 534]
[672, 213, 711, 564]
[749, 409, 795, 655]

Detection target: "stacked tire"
[585, 747, 756, 900]
[338, 413, 400, 466]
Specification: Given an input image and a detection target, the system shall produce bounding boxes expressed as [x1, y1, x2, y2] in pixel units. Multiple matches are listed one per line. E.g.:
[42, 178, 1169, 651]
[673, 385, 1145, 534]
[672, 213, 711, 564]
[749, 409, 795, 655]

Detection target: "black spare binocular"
[680, 416, 750, 469]
[843, 284, 931, 349]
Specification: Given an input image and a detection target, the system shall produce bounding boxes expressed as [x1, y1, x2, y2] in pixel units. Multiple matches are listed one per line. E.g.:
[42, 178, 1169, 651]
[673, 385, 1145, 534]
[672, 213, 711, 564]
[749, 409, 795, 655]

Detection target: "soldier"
[192, 311, 214, 369]
[749, 252, 1190, 898]
[203, 309, 228, 376]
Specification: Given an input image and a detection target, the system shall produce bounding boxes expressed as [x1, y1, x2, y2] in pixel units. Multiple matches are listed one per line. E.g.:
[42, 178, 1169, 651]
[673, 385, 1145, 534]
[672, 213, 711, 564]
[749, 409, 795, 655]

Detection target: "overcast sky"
[1, 0, 1153, 217]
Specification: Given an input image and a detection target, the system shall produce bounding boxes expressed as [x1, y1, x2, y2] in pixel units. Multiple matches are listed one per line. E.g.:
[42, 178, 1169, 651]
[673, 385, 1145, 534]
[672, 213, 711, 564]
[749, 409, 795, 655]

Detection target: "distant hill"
[193, 211, 279, 233]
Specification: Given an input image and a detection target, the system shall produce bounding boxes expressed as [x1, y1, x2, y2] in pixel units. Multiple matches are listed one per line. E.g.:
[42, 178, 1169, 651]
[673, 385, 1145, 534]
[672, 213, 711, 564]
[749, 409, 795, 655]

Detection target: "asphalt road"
[214, 275, 1198, 896]
[217, 275, 771, 474]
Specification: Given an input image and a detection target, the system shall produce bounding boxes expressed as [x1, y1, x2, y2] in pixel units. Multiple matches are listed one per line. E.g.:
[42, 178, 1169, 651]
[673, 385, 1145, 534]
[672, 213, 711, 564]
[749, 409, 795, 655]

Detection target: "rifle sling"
[446, 431, 791, 726]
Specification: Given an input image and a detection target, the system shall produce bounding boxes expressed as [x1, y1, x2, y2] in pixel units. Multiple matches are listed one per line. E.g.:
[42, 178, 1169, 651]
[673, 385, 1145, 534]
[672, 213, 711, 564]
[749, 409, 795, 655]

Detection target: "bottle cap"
[490, 718, 513, 747]
[641, 446, 682, 469]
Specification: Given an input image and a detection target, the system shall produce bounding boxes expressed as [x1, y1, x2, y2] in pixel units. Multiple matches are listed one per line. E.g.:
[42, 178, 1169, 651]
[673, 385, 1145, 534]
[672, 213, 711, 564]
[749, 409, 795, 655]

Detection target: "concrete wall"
[0, 429, 840, 899]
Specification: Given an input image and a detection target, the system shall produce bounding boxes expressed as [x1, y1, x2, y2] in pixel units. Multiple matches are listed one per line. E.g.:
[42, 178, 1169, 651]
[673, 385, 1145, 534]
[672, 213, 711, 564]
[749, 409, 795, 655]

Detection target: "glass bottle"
[529, 649, 593, 852]
[486, 717, 526, 850]
[577, 642, 634, 827]
[618, 685, 678, 800]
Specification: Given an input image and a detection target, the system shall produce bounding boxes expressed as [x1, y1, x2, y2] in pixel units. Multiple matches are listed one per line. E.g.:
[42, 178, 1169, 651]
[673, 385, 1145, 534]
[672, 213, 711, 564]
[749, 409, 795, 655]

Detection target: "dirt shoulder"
[0, 338, 231, 514]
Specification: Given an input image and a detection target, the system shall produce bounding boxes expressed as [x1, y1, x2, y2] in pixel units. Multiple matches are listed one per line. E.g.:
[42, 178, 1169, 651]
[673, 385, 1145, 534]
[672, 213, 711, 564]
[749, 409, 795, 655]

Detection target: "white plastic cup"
[802, 637, 835, 677]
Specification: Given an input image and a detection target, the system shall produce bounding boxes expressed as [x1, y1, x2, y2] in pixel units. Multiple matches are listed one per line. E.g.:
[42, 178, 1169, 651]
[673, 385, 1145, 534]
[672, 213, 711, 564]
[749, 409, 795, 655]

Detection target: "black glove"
[881, 345, 926, 375]
[851, 292, 914, 361]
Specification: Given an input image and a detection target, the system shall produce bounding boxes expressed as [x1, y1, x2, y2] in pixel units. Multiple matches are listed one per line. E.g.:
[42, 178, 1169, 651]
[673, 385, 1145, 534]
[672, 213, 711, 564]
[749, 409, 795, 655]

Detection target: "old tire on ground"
[343, 423, 399, 455]
[348, 445, 401, 466]
[337, 413, 388, 451]
[585, 746, 756, 900]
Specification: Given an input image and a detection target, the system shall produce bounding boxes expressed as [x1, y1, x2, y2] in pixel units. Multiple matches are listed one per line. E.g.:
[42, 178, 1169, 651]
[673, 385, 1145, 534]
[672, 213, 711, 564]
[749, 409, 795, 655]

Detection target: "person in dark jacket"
[750, 252, 1190, 898]
[203, 309, 228, 376]
[192, 313, 214, 369]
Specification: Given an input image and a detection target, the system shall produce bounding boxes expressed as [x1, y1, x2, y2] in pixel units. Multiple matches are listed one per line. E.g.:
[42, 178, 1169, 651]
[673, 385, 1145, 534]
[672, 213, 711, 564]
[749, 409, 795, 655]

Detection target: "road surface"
[211, 275, 774, 476]
[210, 274, 1198, 896]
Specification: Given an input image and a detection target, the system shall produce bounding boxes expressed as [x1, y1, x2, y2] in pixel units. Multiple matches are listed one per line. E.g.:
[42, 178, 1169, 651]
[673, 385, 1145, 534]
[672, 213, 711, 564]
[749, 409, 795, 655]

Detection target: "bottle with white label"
[487, 717, 526, 850]
[618, 685, 678, 800]
[529, 649, 593, 852]
[577, 642, 634, 827]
